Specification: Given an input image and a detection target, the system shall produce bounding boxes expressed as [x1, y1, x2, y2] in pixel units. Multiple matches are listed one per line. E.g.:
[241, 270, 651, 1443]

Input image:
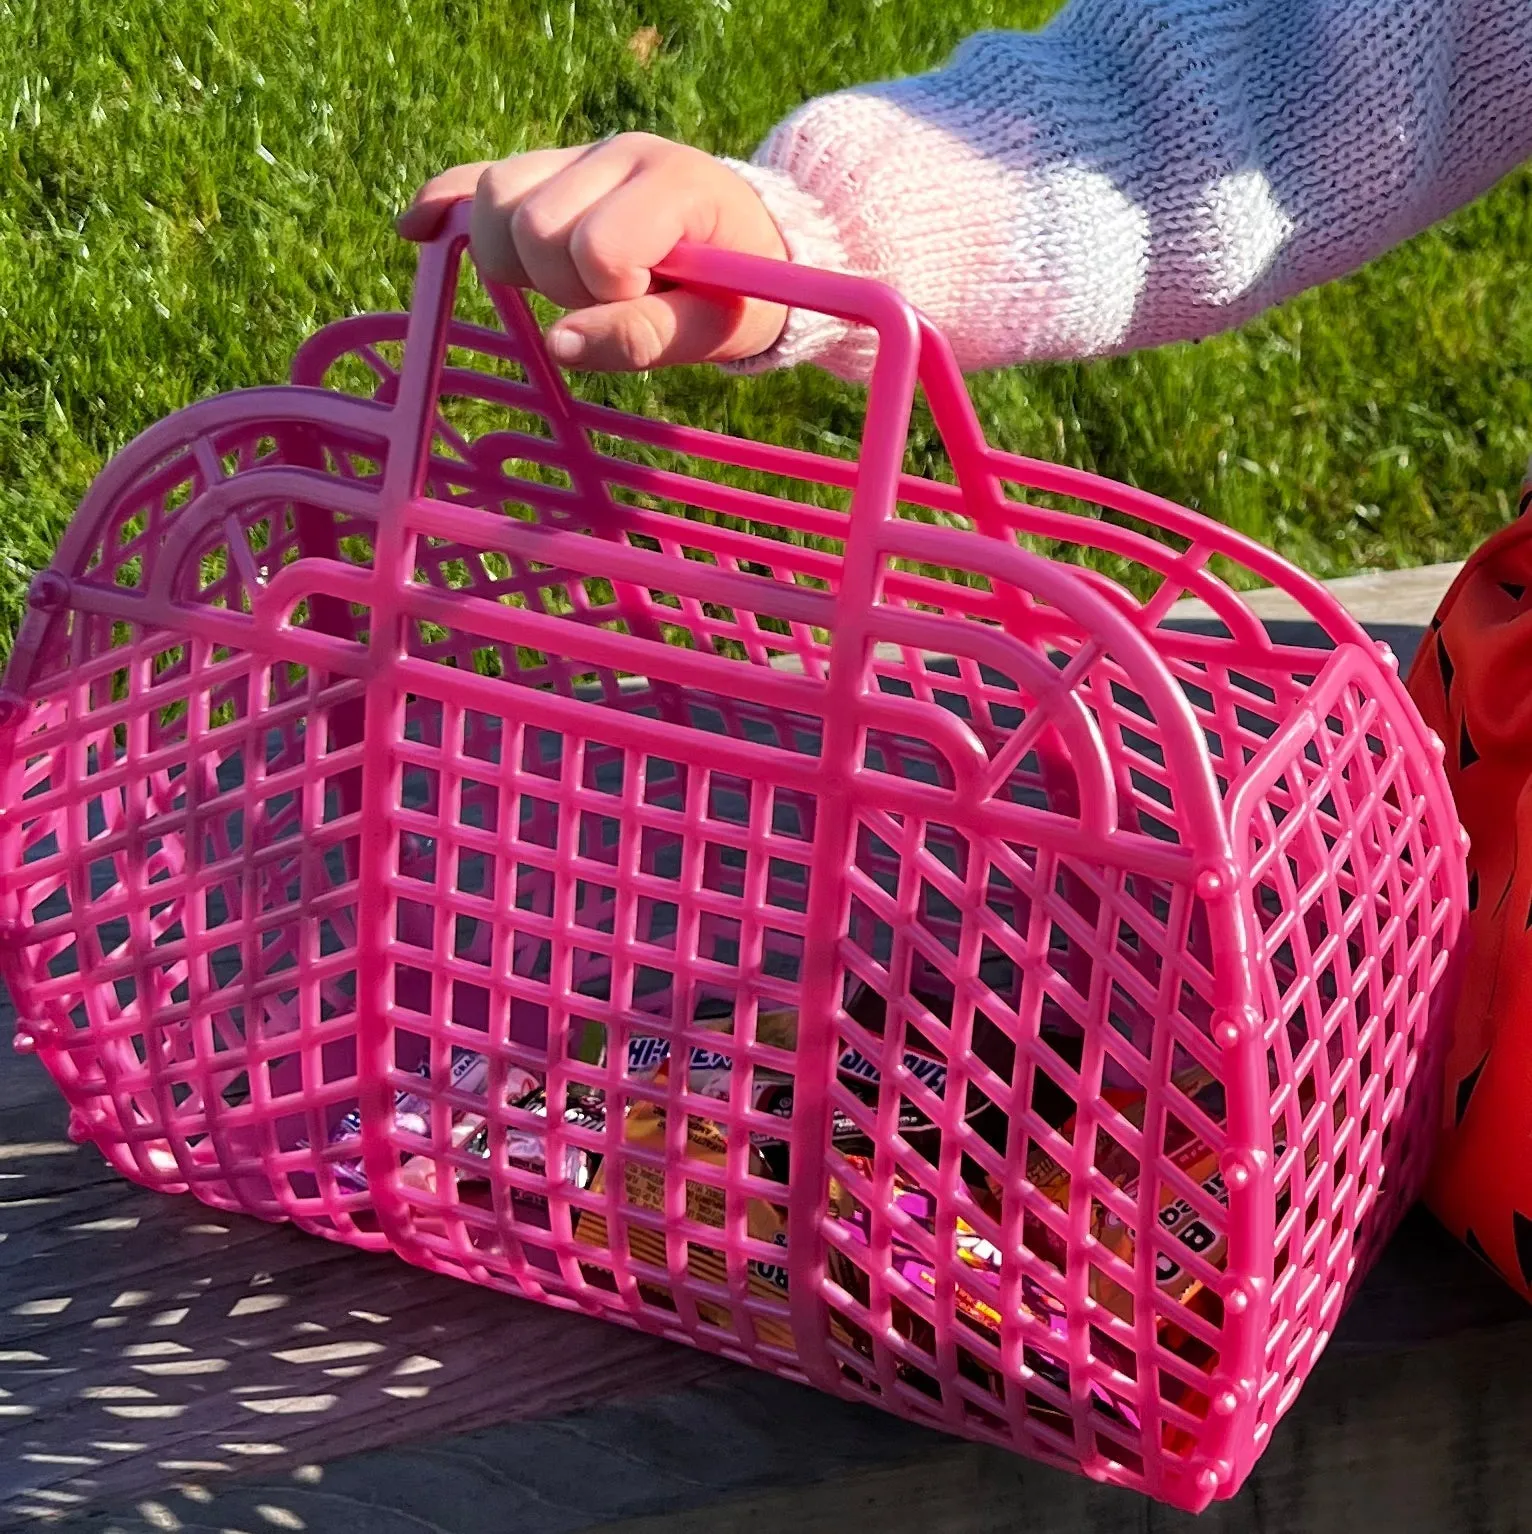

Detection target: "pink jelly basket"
[0, 206, 1466, 1510]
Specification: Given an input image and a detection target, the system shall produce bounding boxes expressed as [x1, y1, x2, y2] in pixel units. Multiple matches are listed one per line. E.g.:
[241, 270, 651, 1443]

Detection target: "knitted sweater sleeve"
[725, 0, 1532, 377]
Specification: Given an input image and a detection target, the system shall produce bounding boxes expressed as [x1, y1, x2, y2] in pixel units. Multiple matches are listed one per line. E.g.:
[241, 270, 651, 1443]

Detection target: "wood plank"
[25, 1311, 1532, 1534]
[576, 1311, 1532, 1534]
[1170, 562, 1461, 628]
[0, 1028, 720, 1528]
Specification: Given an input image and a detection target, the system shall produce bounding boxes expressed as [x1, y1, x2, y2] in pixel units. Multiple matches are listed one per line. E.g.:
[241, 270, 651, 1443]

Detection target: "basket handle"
[405, 197, 926, 363]
[390, 199, 927, 529]
[388, 202, 1116, 825]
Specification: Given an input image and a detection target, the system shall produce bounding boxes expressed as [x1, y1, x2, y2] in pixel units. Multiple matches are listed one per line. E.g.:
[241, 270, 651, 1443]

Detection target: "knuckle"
[474, 162, 510, 209]
[510, 197, 563, 248]
[469, 206, 516, 280]
[617, 307, 667, 370]
[568, 219, 627, 286]
[610, 129, 663, 159]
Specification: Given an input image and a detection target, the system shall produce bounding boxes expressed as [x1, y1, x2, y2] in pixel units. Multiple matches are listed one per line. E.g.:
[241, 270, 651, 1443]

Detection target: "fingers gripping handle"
[395, 198, 926, 532]
[409, 197, 924, 354]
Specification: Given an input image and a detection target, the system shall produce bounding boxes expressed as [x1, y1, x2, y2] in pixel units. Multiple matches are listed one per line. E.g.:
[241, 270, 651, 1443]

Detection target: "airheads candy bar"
[573, 1050, 795, 1348]
[627, 1034, 952, 1097]
[626, 1034, 737, 1078]
[622, 991, 968, 1176]
[1104, 1133, 1227, 1309]
[1020, 1064, 1230, 1318]
[1039, 1061, 1319, 1324]
[1009, 1062, 1340, 1456]
[625, 1009, 952, 1100]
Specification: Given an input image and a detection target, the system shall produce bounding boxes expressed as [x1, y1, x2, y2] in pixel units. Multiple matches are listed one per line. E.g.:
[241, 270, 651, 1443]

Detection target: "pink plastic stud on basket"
[0, 204, 1466, 1510]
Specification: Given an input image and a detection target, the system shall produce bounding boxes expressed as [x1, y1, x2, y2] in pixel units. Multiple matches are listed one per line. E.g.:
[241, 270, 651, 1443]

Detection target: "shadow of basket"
[0, 990, 718, 1530]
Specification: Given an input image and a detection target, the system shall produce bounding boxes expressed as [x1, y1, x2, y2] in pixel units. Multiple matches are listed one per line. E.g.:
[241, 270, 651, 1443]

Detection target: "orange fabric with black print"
[1407, 499, 1532, 1298]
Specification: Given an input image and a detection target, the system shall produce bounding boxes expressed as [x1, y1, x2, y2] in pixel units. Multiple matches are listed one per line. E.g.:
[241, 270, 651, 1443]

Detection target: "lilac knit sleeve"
[724, 0, 1532, 377]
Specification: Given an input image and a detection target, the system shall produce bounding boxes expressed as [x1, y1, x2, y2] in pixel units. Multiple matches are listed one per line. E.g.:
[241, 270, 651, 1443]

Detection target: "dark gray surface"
[24, 1311, 1532, 1534]
[0, 997, 720, 1530]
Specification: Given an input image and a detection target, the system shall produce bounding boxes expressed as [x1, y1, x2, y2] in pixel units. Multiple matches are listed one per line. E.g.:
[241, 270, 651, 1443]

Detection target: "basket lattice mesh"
[0, 220, 1465, 1511]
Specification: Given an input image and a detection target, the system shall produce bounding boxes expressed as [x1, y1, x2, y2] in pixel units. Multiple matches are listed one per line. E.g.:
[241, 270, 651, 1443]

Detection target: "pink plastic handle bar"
[0, 197, 1468, 1516]
[393, 207, 1233, 856]
[414, 204, 926, 680]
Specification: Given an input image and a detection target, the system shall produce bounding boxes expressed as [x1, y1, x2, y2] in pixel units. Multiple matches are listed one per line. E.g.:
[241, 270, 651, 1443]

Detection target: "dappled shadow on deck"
[0, 996, 716, 1531]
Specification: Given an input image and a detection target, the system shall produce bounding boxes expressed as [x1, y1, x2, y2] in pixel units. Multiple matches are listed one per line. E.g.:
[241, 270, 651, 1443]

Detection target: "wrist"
[718, 159, 877, 378]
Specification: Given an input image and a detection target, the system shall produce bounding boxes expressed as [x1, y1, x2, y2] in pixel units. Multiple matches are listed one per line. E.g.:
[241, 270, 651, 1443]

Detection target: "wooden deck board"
[0, 1047, 720, 1527]
[18, 1311, 1532, 1534]
[1170, 561, 1463, 628]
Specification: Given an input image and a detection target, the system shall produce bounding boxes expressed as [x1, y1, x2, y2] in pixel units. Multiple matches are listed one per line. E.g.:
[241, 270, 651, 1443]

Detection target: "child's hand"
[398, 135, 788, 371]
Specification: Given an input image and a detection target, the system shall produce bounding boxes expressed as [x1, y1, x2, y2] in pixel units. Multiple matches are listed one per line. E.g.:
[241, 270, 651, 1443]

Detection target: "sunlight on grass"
[4, 0, 1532, 656]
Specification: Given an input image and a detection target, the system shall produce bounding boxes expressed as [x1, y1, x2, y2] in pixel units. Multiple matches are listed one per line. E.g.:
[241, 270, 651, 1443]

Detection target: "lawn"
[6, 0, 1532, 654]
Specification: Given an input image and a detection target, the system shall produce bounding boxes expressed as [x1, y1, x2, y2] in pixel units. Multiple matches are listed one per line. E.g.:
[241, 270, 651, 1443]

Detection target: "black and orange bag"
[1408, 484, 1532, 1296]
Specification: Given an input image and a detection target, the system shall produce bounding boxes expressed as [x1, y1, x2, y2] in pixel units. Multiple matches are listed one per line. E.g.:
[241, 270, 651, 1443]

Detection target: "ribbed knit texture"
[725, 0, 1532, 377]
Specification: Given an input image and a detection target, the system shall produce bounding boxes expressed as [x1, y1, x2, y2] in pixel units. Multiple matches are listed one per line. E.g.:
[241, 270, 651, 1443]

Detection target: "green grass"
[6, 0, 1532, 653]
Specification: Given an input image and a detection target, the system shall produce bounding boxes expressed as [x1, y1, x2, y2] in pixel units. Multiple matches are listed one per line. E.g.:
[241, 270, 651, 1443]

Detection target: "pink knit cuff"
[718, 159, 879, 380]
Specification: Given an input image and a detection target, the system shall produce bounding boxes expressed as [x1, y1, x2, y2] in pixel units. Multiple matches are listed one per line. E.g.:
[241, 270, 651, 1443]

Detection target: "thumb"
[546, 289, 786, 372]
[397, 163, 495, 241]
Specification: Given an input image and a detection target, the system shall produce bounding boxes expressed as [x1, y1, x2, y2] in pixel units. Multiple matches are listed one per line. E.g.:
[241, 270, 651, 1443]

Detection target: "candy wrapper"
[1019, 1065, 1229, 1324]
[574, 983, 1010, 1346]
[824, 1155, 1141, 1434]
[574, 1046, 795, 1348]
[456, 1080, 606, 1204]
[1014, 1061, 1323, 1449]
[322, 1050, 539, 1193]
[321, 1046, 609, 1211]
[1024, 1062, 1319, 1326]
[624, 984, 1001, 1163]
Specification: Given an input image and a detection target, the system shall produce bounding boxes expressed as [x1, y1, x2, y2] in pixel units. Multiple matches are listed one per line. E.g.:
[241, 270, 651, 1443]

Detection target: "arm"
[732, 0, 1532, 375]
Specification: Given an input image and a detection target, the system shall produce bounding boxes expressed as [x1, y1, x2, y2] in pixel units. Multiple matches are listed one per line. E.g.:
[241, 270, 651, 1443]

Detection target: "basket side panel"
[1236, 655, 1459, 1451]
[825, 817, 1245, 1502]
[0, 411, 402, 1247]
